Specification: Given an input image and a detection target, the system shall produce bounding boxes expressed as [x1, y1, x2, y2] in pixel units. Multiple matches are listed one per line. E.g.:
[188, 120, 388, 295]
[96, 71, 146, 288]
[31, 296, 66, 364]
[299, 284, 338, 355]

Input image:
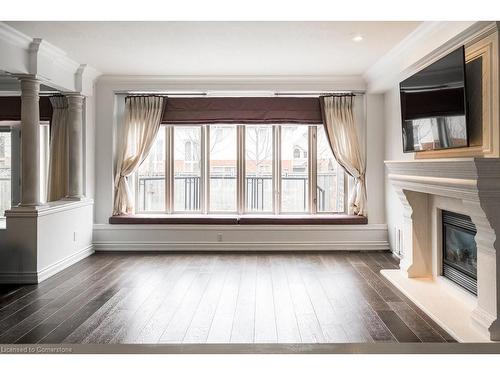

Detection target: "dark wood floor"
[0, 252, 455, 344]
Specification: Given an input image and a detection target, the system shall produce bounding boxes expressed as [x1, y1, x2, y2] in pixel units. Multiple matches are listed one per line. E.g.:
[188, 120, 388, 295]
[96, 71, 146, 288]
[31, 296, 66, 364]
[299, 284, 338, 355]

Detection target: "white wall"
[92, 76, 388, 250]
[93, 223, 389, 251]
[365, 94, 386, 224]
[0, 200, 93, 283]
[36, 201, 93, 277]
[384, 87, 413, 253]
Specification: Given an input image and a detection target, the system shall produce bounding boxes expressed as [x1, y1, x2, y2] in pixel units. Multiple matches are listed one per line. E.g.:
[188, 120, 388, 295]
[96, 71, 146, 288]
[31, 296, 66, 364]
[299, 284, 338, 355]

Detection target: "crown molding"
[364, 21, 497, 93]
[75, 64, 101, 96]
[0, 21, 101, 95]
[97, 74, 366, 92]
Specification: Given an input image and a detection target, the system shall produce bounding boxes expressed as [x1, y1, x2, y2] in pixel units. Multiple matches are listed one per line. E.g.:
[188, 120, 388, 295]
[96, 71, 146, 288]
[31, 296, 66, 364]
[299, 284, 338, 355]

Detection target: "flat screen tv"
[400, 46, 469, 153]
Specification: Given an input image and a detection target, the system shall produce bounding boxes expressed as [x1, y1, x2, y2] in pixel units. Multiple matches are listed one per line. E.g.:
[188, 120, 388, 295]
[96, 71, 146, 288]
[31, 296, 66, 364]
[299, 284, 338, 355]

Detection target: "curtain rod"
[122, 92, 208, 97]
[118, 91, 364, 97]
[274, 91, 364, 97]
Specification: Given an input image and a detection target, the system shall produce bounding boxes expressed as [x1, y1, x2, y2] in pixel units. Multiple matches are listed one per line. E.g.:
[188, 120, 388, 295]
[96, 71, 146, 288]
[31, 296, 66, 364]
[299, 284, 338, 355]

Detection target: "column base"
[15, 202, 49, 209]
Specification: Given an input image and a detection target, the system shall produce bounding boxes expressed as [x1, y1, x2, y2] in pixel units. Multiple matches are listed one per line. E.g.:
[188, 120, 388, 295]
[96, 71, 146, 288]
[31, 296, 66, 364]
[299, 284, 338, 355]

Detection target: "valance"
[159, 97, 323, 124]
[0, 96, 53, 122]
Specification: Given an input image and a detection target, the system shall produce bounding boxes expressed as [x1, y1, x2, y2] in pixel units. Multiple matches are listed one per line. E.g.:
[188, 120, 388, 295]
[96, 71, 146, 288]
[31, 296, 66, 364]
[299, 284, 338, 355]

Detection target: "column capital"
[65, 93, 85, 110]
[18, 76, 40, 99]
[13, 73, 39, 82]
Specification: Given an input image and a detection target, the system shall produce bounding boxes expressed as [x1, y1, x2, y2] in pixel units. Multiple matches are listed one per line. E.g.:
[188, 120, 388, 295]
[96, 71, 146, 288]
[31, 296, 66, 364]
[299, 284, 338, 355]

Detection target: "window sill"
[108, 214, 367, 225]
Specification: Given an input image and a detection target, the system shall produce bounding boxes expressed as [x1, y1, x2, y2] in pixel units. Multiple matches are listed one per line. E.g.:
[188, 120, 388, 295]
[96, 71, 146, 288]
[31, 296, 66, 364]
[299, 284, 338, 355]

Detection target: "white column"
[65, 94, 84, 200]
[19, 77, 41, 206]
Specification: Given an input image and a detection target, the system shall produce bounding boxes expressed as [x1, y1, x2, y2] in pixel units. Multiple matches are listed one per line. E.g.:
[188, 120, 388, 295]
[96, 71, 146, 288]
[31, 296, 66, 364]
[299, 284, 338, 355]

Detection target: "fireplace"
[442, 210, 478, 295]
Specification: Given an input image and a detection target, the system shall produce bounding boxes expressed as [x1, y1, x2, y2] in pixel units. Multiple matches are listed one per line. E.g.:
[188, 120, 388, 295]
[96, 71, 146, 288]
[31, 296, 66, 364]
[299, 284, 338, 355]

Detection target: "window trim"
[134, 123, 348, 215]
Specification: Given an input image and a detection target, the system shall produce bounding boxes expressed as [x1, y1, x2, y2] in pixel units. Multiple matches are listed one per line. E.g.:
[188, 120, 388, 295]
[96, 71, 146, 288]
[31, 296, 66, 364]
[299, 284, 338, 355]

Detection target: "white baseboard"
[93, 223, 389, 252]
[93, 240, 389, 252]
[37, 245, 95, 282]
[0, 244, 94, 284]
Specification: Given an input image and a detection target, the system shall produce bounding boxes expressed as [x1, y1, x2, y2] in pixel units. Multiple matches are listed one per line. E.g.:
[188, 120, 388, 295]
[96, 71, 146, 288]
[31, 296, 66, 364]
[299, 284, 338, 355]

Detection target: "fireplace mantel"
[385, 158, 500, 200]
[384, 158, 500, 342]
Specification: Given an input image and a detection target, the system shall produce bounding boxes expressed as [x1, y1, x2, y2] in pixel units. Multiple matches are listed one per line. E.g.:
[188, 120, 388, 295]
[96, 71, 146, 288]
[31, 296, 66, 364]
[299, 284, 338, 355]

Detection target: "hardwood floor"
[0, 252, 455, 344]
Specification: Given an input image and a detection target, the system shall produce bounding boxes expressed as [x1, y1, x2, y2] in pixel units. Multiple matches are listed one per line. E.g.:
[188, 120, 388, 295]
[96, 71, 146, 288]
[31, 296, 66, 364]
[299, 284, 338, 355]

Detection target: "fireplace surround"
[384, 158, 500, 342]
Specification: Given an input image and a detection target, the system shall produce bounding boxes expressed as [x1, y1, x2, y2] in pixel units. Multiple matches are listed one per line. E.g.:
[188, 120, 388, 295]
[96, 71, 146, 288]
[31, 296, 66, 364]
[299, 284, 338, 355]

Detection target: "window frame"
[134, 123, 348, 215]
[0, 121, 51, 223]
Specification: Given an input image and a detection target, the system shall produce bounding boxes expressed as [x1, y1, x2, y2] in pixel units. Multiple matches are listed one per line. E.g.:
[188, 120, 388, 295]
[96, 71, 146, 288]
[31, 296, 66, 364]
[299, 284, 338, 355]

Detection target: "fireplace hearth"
[442, 210, 478, 295]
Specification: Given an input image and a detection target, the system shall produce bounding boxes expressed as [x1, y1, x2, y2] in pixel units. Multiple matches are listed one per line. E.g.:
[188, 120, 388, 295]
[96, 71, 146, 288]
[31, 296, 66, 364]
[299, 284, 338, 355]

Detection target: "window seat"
[108, 214, 367, 225]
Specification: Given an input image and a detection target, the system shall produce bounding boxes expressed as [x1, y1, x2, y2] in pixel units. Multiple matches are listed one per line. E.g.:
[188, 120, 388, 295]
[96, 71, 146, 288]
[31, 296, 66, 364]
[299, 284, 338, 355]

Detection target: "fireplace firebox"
[442, 210, 478, 295]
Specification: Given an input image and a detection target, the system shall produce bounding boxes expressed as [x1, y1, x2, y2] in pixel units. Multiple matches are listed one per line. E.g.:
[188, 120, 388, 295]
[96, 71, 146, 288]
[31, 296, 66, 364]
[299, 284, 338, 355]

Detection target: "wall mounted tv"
[400, 46, 469, 153]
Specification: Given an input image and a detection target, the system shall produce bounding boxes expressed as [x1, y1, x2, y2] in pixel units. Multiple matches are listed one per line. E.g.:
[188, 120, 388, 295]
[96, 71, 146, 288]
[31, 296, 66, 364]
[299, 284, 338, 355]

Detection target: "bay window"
[133, 124, 347, 215]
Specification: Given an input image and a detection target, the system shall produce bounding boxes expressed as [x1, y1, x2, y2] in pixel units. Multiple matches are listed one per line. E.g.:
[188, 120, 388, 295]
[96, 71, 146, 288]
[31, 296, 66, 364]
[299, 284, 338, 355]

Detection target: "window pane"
[0, 131, 11, 219]
[317, 126, 345, 212]
[210, 125, 237, 212]
[137, 127, 165, 212]
[174, 126, 201, 211]
[245, 125, 273, 212]
[281, 125, 308, 212]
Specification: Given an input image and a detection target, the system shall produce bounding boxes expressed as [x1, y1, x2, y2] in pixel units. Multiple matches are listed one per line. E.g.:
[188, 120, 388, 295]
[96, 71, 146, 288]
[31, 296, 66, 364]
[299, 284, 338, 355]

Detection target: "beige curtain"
[113, 96, 164, 216]
[47, 96, 68, 201]
[321, 95, 367, 216]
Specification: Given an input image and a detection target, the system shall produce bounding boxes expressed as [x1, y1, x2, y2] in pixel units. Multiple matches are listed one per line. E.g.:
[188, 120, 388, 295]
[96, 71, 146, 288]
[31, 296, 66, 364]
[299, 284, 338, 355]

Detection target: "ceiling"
[6, 21, 421, 76]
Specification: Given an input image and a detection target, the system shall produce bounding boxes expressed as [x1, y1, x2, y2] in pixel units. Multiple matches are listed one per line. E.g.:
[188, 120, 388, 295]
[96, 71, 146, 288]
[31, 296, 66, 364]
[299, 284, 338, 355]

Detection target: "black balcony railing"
[246, 176, 269, 211]
[138, 174, 334, 212]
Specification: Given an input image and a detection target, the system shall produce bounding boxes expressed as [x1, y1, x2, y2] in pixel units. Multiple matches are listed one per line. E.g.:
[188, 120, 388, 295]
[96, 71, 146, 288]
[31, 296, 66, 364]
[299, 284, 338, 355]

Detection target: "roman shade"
[160, 97, 323, 124]
[0, 96, 53, 122]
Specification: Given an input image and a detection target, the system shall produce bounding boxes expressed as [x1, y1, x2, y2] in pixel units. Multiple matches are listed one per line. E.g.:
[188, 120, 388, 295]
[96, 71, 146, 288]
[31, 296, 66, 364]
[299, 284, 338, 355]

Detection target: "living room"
[0, 0, 499, 371]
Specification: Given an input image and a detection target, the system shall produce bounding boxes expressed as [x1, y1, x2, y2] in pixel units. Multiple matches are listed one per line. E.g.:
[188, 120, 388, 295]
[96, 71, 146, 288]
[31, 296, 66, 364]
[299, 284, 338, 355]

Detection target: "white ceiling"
[6, 21, 421, 76]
